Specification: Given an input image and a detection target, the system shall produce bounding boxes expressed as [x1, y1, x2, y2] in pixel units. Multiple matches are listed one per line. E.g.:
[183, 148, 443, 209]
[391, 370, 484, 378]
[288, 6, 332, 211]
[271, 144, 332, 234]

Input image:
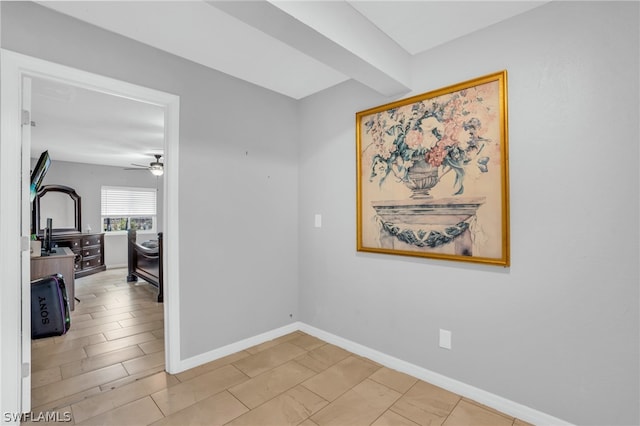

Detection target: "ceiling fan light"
[150, 165, 164, 176]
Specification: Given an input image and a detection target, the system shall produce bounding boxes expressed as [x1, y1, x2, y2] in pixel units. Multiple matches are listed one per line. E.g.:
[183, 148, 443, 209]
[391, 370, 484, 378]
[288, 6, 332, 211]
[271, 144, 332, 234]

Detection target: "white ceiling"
[31, 77, 165, 169]
[31, 0, 549, 168]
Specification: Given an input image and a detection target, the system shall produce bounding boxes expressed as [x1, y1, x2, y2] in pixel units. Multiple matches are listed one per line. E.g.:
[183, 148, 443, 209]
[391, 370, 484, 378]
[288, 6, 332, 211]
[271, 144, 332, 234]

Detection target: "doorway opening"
[0, 49, 181, 414]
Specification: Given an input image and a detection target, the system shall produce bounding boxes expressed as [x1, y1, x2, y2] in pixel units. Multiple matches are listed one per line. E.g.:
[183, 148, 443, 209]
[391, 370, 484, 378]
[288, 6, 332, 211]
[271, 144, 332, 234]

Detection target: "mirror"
[32, 184, 81, 235]
[39, 191, 75, 230]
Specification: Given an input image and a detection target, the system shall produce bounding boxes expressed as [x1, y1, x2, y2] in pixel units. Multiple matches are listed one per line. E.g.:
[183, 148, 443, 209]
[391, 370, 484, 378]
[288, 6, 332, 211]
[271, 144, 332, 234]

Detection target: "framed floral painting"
[356, 71, 510, 266]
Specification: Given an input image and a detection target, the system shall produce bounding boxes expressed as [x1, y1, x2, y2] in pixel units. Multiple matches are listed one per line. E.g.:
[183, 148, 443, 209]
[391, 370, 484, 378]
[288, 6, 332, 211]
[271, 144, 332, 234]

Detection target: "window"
[101, 186, 157, 233]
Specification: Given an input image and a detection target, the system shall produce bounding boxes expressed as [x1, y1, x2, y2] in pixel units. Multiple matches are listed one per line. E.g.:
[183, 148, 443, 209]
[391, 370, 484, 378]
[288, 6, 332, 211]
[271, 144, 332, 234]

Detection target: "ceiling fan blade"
[124, 157, 164, 174]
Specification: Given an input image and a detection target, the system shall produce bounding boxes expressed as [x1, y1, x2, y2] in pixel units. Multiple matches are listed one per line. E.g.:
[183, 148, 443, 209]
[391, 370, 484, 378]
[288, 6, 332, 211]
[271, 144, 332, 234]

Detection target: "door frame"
[0, 49, 181, 414]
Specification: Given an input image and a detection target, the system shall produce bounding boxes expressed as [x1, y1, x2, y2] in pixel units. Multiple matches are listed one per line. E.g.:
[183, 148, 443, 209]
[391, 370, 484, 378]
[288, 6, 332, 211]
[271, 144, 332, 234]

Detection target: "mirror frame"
[32, 184, 82, 235]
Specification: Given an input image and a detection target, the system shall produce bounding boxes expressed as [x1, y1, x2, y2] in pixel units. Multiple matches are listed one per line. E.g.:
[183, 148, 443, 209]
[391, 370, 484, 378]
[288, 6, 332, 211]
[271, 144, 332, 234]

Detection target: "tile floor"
[26, 269, 533, 426]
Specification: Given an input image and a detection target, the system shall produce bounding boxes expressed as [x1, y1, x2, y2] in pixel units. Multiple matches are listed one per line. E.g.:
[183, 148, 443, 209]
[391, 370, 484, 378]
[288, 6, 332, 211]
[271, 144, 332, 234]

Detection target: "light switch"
[314, 214, 322, 228]
[439, 329, 452, 349]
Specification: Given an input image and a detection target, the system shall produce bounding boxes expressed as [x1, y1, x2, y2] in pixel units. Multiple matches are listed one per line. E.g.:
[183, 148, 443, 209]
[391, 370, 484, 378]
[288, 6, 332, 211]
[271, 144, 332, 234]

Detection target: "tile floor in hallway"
[26, 268, 532, 426]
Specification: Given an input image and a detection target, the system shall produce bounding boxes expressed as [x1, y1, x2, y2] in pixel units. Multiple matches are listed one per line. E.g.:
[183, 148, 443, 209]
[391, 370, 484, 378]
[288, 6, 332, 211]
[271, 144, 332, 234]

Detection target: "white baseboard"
[298, 323, 573, 426]
[175, 322, 300, 373]
[106, 264, 126, 270]
[174, 321, 572, 426]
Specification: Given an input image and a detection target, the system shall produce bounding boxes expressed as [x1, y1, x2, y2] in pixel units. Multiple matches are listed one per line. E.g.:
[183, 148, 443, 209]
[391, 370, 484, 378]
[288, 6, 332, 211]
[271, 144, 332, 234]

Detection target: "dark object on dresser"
[127, 229, 163, 303]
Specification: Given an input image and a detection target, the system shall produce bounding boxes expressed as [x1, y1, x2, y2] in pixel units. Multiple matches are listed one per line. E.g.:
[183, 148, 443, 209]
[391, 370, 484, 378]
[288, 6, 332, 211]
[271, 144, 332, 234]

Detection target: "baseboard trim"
[175, 322, 300, 373]
[174, 321, 571, 425]
[298, 323, 573, 426]
[106, 264, 126, 270]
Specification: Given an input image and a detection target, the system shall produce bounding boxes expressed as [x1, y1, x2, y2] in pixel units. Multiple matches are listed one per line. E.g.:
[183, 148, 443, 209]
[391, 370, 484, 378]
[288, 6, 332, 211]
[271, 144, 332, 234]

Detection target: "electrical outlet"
[314, 214, 322, 228]
[439, 329, 452, 350]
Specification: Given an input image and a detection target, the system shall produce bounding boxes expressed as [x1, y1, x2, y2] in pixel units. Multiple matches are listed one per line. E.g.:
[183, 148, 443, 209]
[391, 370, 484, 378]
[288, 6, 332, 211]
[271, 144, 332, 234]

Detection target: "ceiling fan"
[124, 154, 164, 176]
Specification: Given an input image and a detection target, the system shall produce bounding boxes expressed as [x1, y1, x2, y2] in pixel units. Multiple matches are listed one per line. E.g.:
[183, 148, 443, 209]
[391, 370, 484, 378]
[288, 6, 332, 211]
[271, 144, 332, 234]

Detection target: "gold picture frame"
[356, 71, 510, 266]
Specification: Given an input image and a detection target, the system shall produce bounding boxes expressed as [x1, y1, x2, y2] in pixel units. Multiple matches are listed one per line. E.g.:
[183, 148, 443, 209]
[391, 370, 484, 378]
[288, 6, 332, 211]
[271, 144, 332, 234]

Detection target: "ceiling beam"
[208, 0, 411, 98]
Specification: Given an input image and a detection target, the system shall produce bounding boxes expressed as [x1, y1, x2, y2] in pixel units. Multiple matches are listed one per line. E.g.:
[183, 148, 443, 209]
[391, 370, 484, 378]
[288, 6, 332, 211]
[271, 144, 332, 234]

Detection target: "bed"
[126, 229, 163, 303]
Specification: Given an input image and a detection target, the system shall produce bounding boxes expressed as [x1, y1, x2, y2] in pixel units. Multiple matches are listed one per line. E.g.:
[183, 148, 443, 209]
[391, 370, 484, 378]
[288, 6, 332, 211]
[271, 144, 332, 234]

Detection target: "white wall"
[3, 1, 300, 360]
[298, 2, 638, 425]
[33, 159, 163, 268]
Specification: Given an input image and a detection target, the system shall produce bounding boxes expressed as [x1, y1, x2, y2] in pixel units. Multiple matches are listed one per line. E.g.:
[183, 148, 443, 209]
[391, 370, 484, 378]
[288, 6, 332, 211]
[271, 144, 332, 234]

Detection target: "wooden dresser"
[50, 232, 106, 278]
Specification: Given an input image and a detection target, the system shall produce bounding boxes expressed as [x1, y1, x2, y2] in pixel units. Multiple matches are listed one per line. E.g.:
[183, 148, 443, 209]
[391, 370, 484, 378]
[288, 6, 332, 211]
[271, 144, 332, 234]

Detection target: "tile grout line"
[225, 388, 253, 420]
[441, 395, 463, 425]
[385, 407, 422, 426]
[222, 345, 325, 425]
[147, 392, 168, 422]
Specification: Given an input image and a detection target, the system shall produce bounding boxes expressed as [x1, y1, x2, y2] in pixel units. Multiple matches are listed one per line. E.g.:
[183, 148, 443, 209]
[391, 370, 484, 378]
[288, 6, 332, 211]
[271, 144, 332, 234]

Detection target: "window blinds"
[101, 186, 156, 216]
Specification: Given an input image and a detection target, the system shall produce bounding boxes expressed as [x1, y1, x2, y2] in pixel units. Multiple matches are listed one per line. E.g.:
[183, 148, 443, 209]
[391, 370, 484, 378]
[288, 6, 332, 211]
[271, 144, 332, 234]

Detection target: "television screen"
[30, 150, 51, 202]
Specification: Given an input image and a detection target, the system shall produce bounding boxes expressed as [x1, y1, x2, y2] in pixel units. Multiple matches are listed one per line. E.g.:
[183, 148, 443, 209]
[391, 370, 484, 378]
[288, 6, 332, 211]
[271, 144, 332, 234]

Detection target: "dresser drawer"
[82, 235, 102, 246]
[54, 239, 81, 250]
[82, 256, 103, 269]
[50, 233, 105, 278]
[82, 246, 102, 257]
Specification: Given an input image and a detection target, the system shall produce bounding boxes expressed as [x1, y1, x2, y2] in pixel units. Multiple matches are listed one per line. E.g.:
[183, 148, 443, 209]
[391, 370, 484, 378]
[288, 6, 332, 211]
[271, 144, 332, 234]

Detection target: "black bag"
[31, 273, 71, 339]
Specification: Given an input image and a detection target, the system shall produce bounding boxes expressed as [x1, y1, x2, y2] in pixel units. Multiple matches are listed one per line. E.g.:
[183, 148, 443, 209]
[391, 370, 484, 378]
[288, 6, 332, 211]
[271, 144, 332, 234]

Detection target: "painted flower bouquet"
[363, 87, 493, 196]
